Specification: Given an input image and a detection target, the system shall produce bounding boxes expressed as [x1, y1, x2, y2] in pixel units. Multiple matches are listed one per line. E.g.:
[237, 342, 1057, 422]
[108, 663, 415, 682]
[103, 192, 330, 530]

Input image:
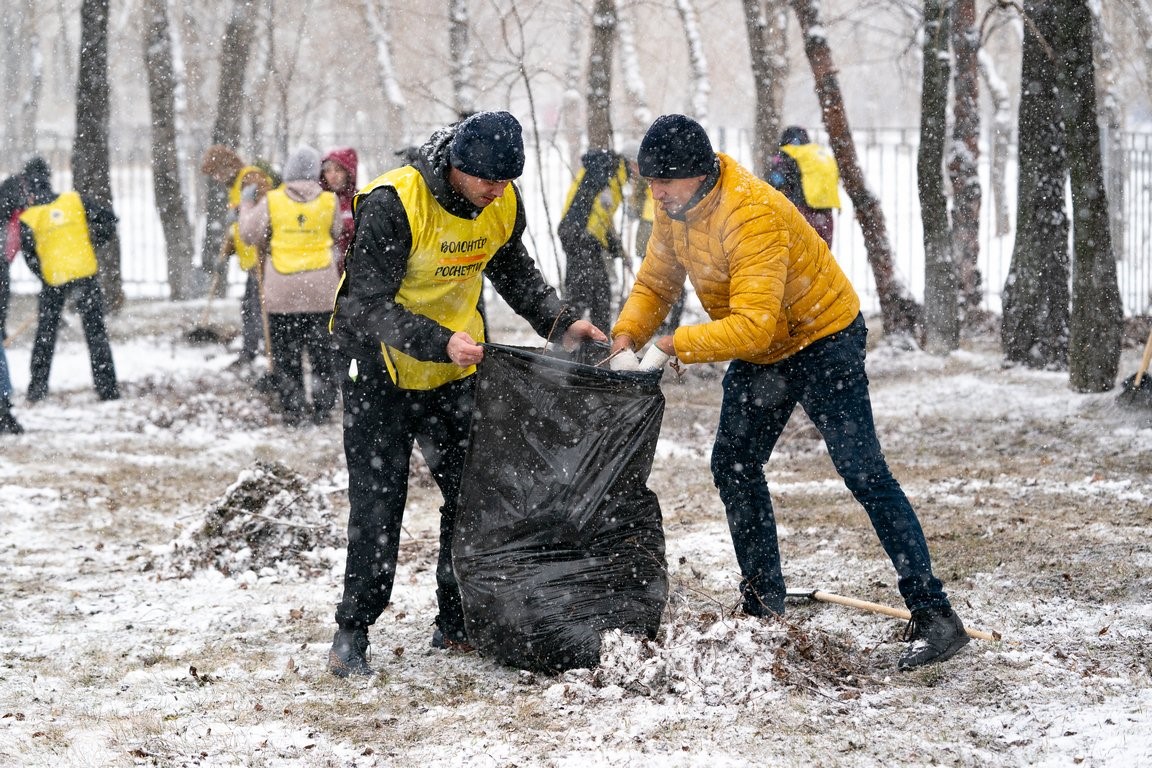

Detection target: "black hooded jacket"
[330, 124, 575, 364]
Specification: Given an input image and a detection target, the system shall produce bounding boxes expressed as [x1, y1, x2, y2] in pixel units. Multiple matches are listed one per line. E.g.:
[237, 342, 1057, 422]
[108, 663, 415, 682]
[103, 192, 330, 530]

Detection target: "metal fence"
[7, 128, 1152, 316]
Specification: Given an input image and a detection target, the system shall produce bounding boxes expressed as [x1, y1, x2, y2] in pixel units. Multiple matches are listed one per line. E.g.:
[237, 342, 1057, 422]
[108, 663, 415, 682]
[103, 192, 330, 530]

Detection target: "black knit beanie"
[638, 114, 715, 179]
[449, 111, 526, 180]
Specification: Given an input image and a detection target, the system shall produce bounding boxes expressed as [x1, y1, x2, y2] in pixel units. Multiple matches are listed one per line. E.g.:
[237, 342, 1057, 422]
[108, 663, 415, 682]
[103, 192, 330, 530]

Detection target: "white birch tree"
[362, 0, 409, 147]
[674, 0, 710, 125]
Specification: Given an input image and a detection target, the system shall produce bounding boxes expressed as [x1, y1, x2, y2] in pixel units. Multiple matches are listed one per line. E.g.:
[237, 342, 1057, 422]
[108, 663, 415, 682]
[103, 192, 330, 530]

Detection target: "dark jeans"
[710, 314, 948, 615]
[241, 271, 262, 359]
[562, 238, 612, 331]
[335, 353, 475, 641]
[267, 312, 336, 420]
[29, 276, 119, 401]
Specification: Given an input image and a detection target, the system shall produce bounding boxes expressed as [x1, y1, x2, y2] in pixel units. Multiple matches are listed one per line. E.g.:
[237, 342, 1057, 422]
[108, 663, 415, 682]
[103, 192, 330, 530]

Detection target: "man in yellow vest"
[558, 148, 628, 330]
[610, 114, 968, 670]
[325, 111, 606, 677]
[766, 125, 841, 247]
[18, 159, 120, 402]
[200, 145, 273, 368]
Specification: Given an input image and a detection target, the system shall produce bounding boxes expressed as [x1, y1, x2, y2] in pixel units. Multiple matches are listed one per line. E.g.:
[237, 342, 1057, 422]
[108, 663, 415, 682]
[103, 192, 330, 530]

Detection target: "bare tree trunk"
[1058, 0, 1122, 392]
[1002, 1, 1069, 368]
[674, 0, 710, 125]
[789, 0, 920, 335]
[742, 0, 788, 177]
[586, 0, 617, 149]
[948, 0, 983, 319]
[978, 48, 1012, 237]
[561, 8, 584, 172]
[73, 0, 123, 312]
[1089, 4, 1126, 263]
[3, 0, 42, 158]
[449, 0, 476, 118]
[362, 0, 408, 145]
[144, 0, 196, 301]
[202, 0, 256, 282]
[616, 1, 651, 137]
[919, 0, 958, 354]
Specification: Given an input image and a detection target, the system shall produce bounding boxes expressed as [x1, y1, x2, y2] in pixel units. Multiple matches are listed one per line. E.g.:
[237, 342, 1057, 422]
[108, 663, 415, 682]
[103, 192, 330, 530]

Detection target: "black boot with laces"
[327, 628, 374, 678]
[898, 606, 970, 670]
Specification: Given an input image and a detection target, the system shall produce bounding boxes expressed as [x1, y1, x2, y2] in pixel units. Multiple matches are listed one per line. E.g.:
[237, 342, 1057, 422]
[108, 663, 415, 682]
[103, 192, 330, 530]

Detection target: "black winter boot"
[0, 397, 23, 435]
[898, 607, 970, 670]
[327, 628, 374, 678]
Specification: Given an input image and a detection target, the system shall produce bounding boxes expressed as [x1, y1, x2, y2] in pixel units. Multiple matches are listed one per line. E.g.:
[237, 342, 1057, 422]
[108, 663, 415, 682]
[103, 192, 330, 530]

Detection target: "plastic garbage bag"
[453, 342, 669, 672]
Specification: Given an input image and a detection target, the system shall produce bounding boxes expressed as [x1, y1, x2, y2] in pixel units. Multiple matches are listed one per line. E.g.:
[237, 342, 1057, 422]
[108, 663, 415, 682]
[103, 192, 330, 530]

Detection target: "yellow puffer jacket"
[613, 153, 860, 365]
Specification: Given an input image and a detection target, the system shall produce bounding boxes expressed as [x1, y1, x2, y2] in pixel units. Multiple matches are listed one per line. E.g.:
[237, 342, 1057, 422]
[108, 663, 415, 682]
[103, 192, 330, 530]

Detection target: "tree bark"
[586, 0, 617, 149]
[1001, 1, 1069, 368]
[3, 0, 42, 158]
[1057, 0, 1122, 392]
[73, 0, 123, 312]
[742, 0, 788, 177]
[144, 0, 196, 301]
[616, 2, 652, 137]
[448, 0, 475, 118]
[789, 0, 920, 335]
[978, 48, 1012, 237]
[202, 0, 256, 284]
[919, 0, 958, 354]
[675, 0, 710, 124]
[948, 0, 983, 319]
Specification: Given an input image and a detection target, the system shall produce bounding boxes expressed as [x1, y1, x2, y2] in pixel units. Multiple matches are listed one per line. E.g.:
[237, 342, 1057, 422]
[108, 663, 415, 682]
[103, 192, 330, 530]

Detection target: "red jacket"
[321, 147, 359, 267]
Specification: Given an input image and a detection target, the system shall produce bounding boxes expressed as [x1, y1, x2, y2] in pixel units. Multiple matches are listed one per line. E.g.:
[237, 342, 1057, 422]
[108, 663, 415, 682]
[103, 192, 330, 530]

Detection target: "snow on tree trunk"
[1057, 0, 1122, 392]
[74, 0, 123, 312]
[948, 0, 983, 320]
[144, 0, 196, 301]
[789, 0, 920, 335]
[1002, 1, 1069, 369]
[742, 0, 788, 178]
[978, 48, 1012, 237]
[674, 0, 710, 124]
[562, 8, 585, 172]
[919, 0, 958, 354]
[361, 0, 408, 146]
[2, 0, 42, 158]
[616, 2, 651, 137]
[449, 0, 476, 118]
[586, 0, 617, 150]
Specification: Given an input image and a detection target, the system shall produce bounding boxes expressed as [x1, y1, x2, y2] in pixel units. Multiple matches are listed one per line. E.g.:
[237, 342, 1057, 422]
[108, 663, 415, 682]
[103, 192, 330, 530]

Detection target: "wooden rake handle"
[1135, 326, 1152, 388]
[787, 589, 1002, 642]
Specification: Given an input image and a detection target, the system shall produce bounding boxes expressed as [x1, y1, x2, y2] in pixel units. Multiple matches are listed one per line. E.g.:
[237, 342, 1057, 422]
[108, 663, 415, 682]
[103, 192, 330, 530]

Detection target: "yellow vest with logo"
[562, 159, 628, 248]
[353, 165, 518, 390]
[19, 192, 99, 287]
[780, 144, 841, 209]
[230, 165, 268, 270]
[267, 188, 336, 274]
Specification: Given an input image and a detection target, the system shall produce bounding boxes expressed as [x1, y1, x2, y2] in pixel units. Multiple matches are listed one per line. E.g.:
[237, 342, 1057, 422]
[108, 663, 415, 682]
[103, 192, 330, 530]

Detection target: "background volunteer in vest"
[766, 125, 841, 247]
[609, 114, 969, 671]
[18, 157, 120, 403]
[239, 145, 343, 426]
[325, 111, 607, 677]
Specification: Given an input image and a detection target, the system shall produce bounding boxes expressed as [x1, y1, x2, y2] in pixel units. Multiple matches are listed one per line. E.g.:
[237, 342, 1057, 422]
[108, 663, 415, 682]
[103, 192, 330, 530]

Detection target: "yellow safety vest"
[353, 165, 518, 390]
[562, 159, 628, 249]
[230, 165, 269, 271]
[780, 144, 841, 210]
[19, 192, 99, 287]
[267, 188, 336, 274]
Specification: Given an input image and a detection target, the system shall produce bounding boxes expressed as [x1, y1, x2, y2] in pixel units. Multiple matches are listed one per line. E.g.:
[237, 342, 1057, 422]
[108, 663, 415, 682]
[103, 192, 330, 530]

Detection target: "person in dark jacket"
[765, 126, 841, 247]
[325, 111, 606, 677]
[18, 158, 120, 403]
[558, 148, 629, 330]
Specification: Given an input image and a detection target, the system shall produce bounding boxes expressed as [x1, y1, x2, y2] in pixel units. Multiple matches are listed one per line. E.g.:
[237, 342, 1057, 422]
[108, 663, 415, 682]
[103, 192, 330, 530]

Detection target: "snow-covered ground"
[2, 293, 1151, 767]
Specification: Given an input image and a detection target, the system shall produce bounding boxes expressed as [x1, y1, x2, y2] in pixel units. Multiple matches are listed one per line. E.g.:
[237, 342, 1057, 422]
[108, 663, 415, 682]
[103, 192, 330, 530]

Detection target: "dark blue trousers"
[710, 314, 949, 615]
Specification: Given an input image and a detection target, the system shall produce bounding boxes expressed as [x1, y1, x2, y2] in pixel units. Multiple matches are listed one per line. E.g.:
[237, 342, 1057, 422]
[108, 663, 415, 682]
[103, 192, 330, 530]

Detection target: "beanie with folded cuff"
[449, 111, 526, 181]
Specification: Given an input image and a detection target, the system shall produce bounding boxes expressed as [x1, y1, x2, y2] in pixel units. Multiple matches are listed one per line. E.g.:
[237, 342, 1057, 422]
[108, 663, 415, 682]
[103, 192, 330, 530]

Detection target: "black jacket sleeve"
[81, 195, 119, 248]
[330, 186, 456, 362]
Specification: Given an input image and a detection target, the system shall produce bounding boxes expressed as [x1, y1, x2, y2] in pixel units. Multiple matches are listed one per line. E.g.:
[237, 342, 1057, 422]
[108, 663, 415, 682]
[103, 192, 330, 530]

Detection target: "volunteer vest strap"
[780, 144, 841, 210]
[355, 165, 518, 390]
[19, 192, 99, 287]
[267, 188, 336, 274]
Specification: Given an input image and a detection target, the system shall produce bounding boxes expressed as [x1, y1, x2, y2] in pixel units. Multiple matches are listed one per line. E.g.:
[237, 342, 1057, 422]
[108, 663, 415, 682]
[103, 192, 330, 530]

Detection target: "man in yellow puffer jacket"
[610, 114, 969, 671]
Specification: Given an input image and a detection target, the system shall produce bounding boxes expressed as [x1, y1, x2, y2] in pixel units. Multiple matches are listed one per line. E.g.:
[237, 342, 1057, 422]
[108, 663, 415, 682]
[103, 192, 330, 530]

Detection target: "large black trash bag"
[453, 342, 668, 673]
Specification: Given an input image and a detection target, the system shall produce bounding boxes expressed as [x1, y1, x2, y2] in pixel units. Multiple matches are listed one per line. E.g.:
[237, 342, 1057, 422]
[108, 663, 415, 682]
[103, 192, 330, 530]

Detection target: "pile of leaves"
[167, 460, 345, 578]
